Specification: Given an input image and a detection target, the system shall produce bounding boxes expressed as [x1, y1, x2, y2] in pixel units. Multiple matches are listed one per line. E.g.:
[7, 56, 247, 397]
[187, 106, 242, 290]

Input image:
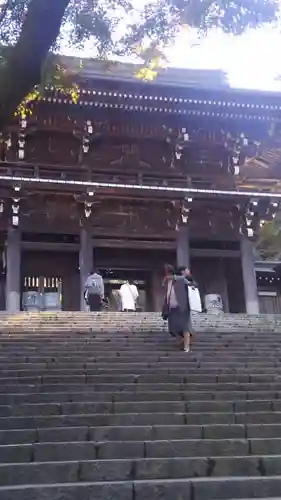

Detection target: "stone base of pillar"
[6, 291, 21, 313]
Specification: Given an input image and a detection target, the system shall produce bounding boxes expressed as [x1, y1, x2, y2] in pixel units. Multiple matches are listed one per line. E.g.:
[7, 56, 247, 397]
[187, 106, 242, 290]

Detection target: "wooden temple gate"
[0, 61, 280, 312]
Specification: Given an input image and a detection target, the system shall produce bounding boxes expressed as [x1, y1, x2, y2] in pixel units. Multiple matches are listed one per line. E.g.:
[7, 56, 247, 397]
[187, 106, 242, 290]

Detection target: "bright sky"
[167, 26, 281, 91]
[64, 24, 281, 92]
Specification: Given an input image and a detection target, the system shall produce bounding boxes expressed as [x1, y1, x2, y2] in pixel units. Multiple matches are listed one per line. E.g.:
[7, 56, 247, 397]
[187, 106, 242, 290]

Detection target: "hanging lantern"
[18, 118, 27, 160]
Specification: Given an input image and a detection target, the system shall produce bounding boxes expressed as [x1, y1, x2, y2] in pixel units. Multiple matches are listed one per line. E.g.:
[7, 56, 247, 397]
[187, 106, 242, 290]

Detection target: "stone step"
[0, 358, 280, 365]
[3, 437, 281, 463]
[1, 363, 281, 373]
[3, 454, 281, 485]
[1, 390, 280, 405]
[2, 368, 281, 378]
[0, 337, 278, 343]
[0, 330, 280, 335]
[0, 359, 279, 367]
[0, 348, 279, 355]
[2, 410, 281, 430]
[0, 399, 281, 417]
[2, 476, 281, 500]
[1, 334, 281, 339]
[0, 455, 272, 487]
[2, 345, 281, 351]
[1, 360, 280, 368]
[3, 382, 281, 395]
[0, 335, 279, 340]
[0, 374, 278, 386]
[3, 423, 281, 446]
[1, 341, 281, 347]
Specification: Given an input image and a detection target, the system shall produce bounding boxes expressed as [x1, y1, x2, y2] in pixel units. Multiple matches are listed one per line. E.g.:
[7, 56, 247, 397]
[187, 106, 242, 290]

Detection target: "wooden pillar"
[241, 236, 259, 314]
[152, 270, 164, 312]
[6, 227, 21, 312]
[219, 258, 229, 313]
[79, 226, 92, 311]
[176, 225, 190, 269]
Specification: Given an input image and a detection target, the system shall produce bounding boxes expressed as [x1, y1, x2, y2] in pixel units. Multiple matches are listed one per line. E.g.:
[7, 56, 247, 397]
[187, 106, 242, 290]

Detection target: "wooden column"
[152, 270, 164, 312]
[79, 226, 93, 311]
[6, 227, 21, 312]
[241, 236, 259, 314]
[176, 225, 190, 269]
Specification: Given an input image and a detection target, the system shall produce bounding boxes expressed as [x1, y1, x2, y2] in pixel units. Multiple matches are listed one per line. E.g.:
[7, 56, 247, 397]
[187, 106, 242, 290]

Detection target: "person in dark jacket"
[84, 269, 104, 312]
[163, 264, 192, 352]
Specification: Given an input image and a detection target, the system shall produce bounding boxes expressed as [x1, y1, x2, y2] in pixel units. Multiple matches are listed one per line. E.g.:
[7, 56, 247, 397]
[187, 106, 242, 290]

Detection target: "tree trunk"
[0, 0, 70, 131]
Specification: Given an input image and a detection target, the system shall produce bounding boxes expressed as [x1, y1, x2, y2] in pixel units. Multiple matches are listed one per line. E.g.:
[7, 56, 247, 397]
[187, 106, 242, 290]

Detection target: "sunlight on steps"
[0, 312, 281, 333]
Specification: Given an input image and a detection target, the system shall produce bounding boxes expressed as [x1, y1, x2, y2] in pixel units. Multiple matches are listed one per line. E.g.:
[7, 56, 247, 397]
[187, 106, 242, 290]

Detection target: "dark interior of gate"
[18, 244, 247, 313]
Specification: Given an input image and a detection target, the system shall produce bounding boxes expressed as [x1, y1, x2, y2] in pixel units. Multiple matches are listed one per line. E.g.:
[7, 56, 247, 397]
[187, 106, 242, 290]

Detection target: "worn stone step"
[3, 454, 281, 485]
[1, 359, 280, 367]
[3, 437, 281, 463]
[2, 410, 281, 430]
[1, 348, 280, 356]
[1, 331, 280, 337]
[4, 369, 281, 379]
[1, 338, 279, 343]
[0, 374, 278, 386]
[2, 342, 281, 348]
[2, 382, 281, 395]
[1, 341, 276, 350]
[1, 390, 279, 405]
[0, 399, 280, 418]
[2, 422, 281, 446]
[0, 439, 242, 462]
[7, 338, 274, 342]
[0, 439, 273, 466]
[2, 340, 281, 346]
[0, 331, 279, 336]
[0, 437, 281, 463]
[2, 476, 281, 500]
[0, 338, 279, 344]
[0, 424, 240, 444]
[1, 361, 281, 371]
[4, 422, 281, 446]
[0, 353, 279, 360]
[1, 368, 281, 378]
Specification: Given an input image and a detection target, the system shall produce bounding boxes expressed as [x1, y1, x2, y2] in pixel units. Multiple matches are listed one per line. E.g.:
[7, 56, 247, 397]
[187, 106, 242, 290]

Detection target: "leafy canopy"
[0, 0, 279, 125]
[0, 0, 279, 57]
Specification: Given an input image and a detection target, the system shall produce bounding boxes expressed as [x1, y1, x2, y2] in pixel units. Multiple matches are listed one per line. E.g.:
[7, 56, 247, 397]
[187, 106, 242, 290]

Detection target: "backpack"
[87, 276, 102, 296]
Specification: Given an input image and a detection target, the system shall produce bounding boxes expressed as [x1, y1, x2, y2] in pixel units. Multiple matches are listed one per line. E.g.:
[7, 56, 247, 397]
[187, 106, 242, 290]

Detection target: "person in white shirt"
[119, 279, 139, 312]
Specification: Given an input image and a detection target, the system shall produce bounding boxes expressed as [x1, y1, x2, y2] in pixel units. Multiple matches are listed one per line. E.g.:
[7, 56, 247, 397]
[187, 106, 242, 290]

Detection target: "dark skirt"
[168, 307, 192, 337]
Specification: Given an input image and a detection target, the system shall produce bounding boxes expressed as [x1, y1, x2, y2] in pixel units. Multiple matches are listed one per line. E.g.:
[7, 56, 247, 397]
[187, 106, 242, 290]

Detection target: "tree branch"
[0, 0, 10, 26]
[0, 0, 70, 131]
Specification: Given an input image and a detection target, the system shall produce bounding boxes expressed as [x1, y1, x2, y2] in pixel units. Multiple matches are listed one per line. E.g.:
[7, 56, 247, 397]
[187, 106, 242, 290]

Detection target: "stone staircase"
[2, 321, 281, 498]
